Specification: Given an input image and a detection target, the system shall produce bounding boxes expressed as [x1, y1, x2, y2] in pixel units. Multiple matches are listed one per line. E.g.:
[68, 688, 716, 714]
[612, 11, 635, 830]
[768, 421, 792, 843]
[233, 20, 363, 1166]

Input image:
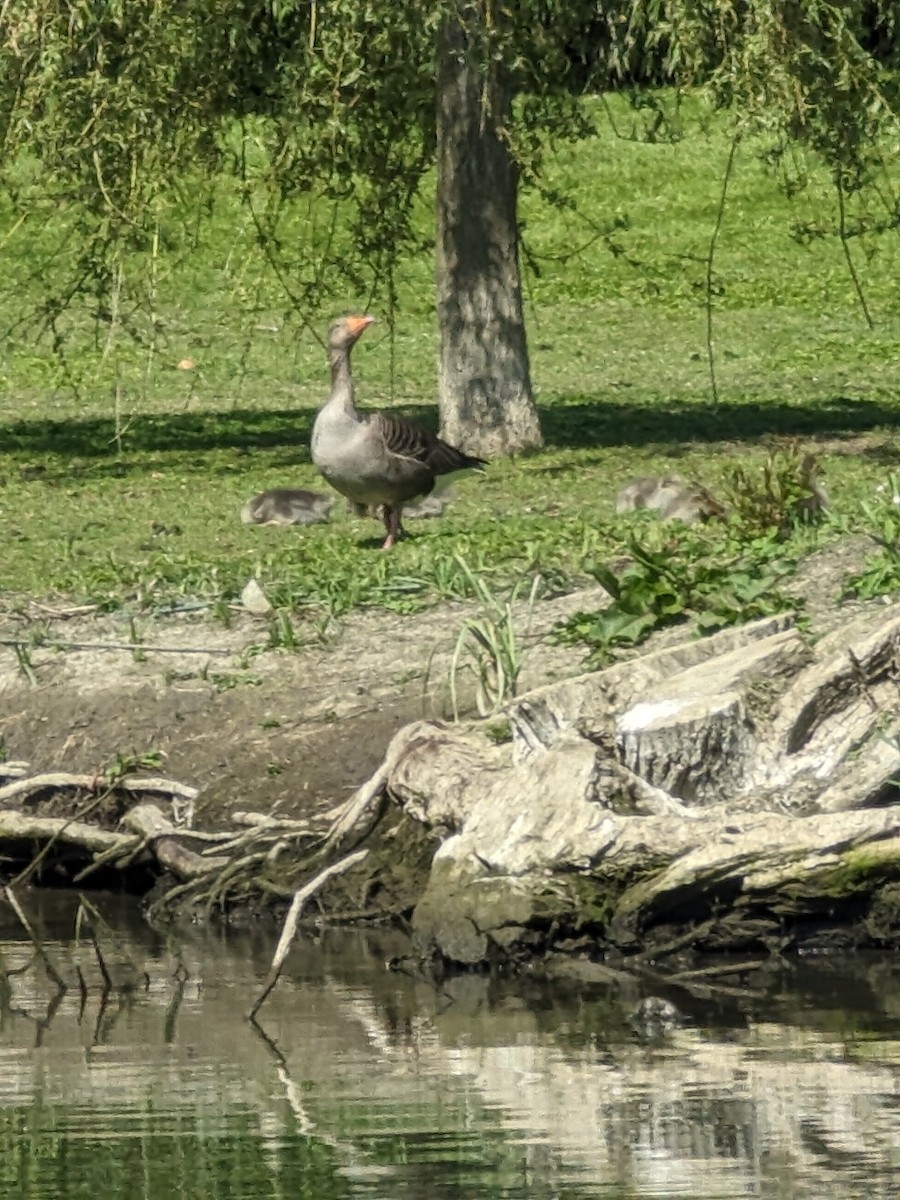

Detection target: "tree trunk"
[435, 8, 543, 457]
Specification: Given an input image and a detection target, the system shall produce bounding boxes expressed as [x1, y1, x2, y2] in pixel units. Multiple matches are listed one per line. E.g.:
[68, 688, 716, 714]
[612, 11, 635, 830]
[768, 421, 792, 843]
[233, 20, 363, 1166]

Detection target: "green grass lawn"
[1, 93, 898, 620]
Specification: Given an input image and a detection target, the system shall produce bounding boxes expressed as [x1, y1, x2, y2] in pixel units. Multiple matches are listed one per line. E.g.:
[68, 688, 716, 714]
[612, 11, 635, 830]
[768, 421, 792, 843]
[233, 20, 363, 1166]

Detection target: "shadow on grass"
[539, 393, 899, 449]
[1, 394, 897, 475]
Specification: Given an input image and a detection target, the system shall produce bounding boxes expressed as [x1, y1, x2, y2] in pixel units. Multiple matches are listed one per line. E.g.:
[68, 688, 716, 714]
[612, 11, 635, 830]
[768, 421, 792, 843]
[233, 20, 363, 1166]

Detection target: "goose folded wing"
[373, 412, 486, 477]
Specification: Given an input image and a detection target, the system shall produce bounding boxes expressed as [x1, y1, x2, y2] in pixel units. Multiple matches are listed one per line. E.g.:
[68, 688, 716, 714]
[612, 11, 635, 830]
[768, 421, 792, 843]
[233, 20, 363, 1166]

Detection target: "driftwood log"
[354, 602, 900, 967]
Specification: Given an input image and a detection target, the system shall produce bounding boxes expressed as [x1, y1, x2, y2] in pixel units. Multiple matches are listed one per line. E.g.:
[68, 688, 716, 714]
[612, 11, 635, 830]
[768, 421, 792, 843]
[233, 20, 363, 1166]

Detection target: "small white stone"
[241, 577, 273, 616]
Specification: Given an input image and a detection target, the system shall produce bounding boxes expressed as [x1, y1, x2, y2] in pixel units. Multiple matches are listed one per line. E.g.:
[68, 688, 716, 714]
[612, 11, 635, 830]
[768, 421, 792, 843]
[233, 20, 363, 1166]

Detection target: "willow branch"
[836, 174, 875, 330]
[705, 131, 741, 409]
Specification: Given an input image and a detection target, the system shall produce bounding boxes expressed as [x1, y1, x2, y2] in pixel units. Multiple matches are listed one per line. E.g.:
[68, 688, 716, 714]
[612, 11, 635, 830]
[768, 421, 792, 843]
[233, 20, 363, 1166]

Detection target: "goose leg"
[381, 505, 403, 550]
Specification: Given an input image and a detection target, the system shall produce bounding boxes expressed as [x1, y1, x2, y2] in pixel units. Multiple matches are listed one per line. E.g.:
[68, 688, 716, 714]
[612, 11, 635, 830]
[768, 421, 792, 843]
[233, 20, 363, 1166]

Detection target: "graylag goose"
[311, 314, 486, 549]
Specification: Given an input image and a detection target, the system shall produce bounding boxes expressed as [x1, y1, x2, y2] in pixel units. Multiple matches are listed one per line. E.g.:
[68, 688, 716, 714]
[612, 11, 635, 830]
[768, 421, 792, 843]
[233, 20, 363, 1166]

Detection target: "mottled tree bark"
[435, 8, 543, 457]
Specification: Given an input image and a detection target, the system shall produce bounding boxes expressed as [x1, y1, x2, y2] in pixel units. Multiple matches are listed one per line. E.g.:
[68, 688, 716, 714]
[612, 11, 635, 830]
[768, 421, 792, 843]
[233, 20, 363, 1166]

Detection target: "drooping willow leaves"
[0, 2, 896, 364]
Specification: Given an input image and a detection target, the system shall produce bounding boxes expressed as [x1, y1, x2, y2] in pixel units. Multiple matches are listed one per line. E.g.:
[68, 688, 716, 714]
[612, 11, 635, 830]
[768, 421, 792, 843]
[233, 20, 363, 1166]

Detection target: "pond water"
[1, 894, 899, 1199]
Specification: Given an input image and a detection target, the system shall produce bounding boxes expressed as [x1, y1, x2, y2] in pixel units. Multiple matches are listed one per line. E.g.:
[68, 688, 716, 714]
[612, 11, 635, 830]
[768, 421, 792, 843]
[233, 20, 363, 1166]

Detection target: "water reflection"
[1, 893, 899, 1198]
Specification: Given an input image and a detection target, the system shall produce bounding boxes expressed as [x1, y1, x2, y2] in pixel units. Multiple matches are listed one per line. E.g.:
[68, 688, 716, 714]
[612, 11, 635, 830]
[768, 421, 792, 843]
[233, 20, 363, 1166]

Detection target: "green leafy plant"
[556, 528, 798, 665]
[720, 444, 829, 538]
[440, 556, 542, 720]
[106, 749, 164, 784]
[267, 609, 300, 651]
[208, 671, 263, 693]
[846, 475, 900, 600]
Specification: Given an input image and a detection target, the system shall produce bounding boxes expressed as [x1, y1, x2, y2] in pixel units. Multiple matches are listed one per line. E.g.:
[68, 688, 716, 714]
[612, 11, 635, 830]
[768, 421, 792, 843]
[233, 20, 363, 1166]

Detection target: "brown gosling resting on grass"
[615, 475, 727, 524]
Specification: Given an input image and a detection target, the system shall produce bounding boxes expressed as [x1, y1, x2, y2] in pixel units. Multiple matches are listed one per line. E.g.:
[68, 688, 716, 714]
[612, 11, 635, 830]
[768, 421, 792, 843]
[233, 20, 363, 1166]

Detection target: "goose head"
[328, 313, 375, 355]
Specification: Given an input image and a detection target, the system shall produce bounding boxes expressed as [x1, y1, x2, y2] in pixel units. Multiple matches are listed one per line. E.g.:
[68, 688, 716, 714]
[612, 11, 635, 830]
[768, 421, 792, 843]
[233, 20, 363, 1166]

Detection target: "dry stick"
[666, 958, 768, 984]
[122, 804, 229, 879]
[319, 765, 390, 856]
[0, 761, 30, 781]
[632, 919, 717, 964]
[207, 823, 320, 861]
[198, 849, 274, 914]
[73, 835, 151, 884]
[0, 637, 232, 656]
[0, 772, 198, 805]
[249, 848, 369, 1020]
[146, 878, 197, 920]
[705, 131, 741, 409]
[0, 812, 131, 859]
[3, 886, 68, 992]
[27, 601, 98, 619]
[836, 174, 875, 330]
[231, 810, 324, 831]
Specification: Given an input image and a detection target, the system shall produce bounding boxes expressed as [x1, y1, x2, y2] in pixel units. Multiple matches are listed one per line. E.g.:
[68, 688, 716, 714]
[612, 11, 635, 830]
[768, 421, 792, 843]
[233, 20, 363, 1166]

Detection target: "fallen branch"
[0, 811, 135, 855]
[27, 601, 99, 619]
[0, 803, 230, 891]
[666, 959, 768, 983]
[0, 772, 199, 806]
[8, 781, 130, 888]
[249, 848, 369, 1019]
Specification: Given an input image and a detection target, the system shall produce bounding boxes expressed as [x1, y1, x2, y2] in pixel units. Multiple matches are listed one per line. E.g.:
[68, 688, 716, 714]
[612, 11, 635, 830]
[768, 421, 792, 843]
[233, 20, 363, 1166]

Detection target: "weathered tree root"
[322, 603, 900, 970]
[7, 600, 899, 978]
[0, 771, 200, 806]
[0, 761, 343, 909]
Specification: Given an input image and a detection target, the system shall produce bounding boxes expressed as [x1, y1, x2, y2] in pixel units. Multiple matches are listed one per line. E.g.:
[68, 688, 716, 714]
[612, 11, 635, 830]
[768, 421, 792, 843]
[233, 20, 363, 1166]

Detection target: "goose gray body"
[311, 314, 486, 548]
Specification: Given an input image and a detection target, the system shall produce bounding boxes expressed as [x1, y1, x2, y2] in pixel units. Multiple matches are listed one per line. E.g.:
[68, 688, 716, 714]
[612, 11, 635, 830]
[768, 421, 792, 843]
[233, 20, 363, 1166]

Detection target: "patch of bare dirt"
[0, 586, 603, 827]
[0, 535, 880, 831]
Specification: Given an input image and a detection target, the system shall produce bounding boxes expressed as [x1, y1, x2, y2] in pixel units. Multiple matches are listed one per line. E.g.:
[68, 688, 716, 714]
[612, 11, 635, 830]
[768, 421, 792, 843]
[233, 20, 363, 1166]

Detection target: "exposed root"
[0, 771, 199, 806]
[249, 848, 370, 1019]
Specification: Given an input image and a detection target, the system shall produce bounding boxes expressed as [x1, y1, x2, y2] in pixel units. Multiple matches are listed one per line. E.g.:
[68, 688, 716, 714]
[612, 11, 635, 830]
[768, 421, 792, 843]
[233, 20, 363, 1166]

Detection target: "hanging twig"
[143, 219, 160, 404]
[249, 848, 369, 1019]
[836, 173, 875, 330]
[705, 131, 741, 409]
